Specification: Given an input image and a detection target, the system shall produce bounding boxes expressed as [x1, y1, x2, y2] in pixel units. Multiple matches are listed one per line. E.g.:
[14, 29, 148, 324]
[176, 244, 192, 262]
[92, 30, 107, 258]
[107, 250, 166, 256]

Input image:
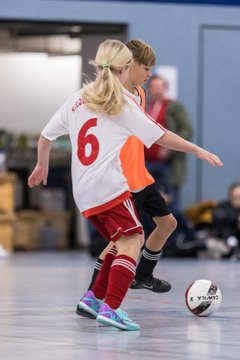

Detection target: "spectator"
[212, 182, 240, 260]
[145, 75, 193, 211]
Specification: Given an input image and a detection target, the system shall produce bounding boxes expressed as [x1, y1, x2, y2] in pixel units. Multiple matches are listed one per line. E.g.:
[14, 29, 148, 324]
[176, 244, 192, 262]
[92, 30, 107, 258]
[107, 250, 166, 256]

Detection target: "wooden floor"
[0, 251, 239, 360]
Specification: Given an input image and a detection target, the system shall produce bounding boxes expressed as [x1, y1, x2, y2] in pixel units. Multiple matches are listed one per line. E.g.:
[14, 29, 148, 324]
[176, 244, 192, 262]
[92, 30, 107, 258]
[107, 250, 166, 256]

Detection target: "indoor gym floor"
[0, 251, 239, 360]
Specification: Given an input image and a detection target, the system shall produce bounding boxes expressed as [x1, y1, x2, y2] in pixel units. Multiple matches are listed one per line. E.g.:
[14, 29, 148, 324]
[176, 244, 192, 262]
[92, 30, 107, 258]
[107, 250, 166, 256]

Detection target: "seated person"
[212, 182, 240, 259]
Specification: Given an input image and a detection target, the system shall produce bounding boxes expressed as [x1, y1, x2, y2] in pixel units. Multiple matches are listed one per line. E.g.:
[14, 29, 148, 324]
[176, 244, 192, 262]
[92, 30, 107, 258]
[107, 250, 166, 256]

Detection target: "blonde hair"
[125, 39, 156, 66]
[82, 39, 132, 116]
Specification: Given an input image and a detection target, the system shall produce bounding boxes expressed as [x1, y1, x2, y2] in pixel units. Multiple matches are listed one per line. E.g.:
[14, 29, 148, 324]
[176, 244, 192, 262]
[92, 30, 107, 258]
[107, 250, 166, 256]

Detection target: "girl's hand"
[196, 149, 223, 167]
[28, 164, 49, 188]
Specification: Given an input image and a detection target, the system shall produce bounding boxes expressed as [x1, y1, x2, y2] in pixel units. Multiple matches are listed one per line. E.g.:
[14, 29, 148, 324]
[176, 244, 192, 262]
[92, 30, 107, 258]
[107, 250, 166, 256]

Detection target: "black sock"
[135, 247, 162, 281]
[88, 258, 103, 290]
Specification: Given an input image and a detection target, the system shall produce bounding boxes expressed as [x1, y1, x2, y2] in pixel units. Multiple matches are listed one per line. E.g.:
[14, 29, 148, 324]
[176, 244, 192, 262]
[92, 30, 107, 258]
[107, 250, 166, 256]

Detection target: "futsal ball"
[185, 279, 222, 317]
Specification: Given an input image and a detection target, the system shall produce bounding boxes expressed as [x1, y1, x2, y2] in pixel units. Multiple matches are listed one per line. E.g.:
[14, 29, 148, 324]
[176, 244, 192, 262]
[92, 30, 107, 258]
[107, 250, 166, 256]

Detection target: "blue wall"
[1, 0, 240, 206]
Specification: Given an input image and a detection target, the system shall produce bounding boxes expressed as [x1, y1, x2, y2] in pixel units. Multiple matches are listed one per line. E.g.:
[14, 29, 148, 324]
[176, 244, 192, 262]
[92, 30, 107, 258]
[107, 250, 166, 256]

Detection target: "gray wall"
[1, 0, 240, 207]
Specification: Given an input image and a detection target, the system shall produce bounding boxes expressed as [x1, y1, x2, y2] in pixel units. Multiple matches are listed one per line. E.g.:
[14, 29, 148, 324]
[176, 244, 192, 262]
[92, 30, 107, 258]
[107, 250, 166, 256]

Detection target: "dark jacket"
[212, 201, 240, 241]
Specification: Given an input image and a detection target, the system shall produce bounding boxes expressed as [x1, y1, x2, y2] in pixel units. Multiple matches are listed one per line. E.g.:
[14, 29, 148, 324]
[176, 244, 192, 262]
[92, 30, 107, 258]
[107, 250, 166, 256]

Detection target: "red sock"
[105, 255, 136, 309]
[91, 246, 117, 299]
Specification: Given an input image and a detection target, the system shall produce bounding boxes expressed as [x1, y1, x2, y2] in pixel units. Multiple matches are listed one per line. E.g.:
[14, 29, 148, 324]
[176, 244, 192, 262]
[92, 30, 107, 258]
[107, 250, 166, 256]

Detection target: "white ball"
[185, 279, 222, 317]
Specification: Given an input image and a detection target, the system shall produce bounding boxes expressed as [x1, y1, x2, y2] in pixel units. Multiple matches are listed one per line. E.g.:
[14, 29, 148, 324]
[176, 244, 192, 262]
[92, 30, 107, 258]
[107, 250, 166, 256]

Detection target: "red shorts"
[88, 197, 143, 242]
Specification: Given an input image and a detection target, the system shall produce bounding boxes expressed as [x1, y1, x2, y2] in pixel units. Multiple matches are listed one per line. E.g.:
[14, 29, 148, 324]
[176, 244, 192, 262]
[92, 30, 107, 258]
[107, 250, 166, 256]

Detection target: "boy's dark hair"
[125, 39, 156, 66]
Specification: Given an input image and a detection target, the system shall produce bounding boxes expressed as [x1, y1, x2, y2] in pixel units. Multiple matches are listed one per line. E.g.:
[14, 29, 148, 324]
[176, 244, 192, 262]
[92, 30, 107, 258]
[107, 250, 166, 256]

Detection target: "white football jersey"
[42, 90, 165, 216]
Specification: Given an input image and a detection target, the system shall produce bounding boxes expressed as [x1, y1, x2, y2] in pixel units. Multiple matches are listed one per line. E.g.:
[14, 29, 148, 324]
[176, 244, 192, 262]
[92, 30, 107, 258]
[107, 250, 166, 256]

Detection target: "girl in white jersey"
[28, 39, 223, 331]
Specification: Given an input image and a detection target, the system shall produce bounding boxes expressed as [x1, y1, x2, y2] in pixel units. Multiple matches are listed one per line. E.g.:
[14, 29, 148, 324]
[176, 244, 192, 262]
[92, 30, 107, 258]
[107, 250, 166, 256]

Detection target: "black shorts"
[131, 183, 171, 219]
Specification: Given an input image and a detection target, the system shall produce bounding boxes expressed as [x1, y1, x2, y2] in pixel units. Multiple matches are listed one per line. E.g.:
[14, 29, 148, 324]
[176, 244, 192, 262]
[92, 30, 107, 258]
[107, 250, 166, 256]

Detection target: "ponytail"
[82, 40, 132, 116]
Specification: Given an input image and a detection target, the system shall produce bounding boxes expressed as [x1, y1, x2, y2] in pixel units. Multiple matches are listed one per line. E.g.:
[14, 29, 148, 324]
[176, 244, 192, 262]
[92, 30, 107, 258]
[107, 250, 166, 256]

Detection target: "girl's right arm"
[156, 130, 223, 167]
[28, 135, 52, 188]
[124, 96, 223, 168]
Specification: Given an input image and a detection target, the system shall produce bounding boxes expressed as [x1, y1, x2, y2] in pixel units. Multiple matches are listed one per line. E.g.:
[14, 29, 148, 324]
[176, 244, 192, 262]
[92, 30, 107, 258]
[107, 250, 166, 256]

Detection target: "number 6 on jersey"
[78, 118, 99, 165]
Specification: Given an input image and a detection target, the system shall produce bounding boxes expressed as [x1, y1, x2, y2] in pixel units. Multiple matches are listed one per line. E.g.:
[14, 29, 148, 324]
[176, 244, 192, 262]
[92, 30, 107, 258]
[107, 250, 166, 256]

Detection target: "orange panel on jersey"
[120, 86, 154, 192]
